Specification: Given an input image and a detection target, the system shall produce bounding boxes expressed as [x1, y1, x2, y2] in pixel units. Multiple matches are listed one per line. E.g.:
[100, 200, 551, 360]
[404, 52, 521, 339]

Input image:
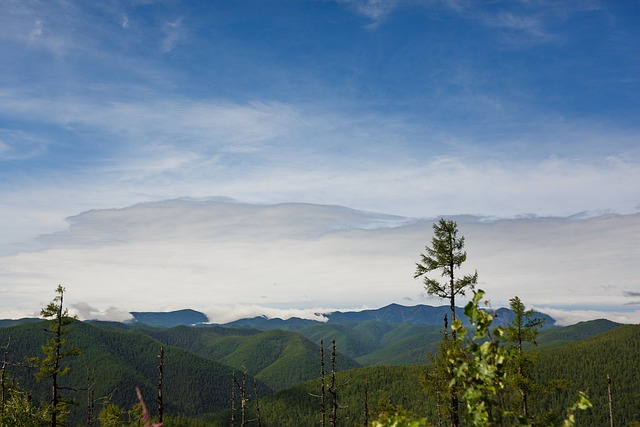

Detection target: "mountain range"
[127, 302, 557, 329]
[0, 304, 632, 426]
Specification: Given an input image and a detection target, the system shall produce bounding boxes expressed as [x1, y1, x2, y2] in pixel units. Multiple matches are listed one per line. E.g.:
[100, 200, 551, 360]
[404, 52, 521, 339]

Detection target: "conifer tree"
[504, 296, 544, 419]
[29, 285, 80, 427]
[415, 218, 478, 332]
[415, 219, 477, 427]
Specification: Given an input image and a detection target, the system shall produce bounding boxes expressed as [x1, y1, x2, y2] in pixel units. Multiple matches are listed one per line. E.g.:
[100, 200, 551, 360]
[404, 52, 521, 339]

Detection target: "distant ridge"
[129, 308, 208, 327]
[219, 303, 556, 330]
[325, 303, 555, 328]
[123, 304, 556, 329]
[0, 317, 41, 328]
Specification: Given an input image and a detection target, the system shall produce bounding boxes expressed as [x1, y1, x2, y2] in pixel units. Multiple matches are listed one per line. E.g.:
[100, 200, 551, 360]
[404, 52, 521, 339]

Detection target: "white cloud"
[203, 305, 332, 324]
[1, 200, 638, 325]
[535, 307, 640, 326]
[70, 302, 133, 322]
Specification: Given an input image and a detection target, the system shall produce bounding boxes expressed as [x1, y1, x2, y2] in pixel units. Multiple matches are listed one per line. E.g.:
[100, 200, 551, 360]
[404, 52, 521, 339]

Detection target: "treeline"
[2, 287, 640, 426]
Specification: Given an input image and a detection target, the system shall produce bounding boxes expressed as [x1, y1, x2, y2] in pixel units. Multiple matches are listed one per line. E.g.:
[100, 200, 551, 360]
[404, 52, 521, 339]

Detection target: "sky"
[0, 0, 639, 325]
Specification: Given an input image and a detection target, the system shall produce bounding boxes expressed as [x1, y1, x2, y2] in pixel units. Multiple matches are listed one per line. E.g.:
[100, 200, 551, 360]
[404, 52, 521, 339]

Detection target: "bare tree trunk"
[157, 346, 164, 425]
[364, 379, 369, 427]
[86, 368, 95, 427]
[240, 369, 247, 427]
[330, 338, 337, 427]
[253, 377, 262, 427]
[320, 339, 325, 427]
[434, 363, 442, 427]
[1, 339, 9, 409]
[231, 371, 236, 427]
[233, 369, 248, 427]
[608, 374, 614, 427]
[51, 291, 64, 427]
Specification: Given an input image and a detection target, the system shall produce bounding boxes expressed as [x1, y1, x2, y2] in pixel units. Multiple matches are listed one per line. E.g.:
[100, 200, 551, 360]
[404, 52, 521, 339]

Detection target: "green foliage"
[504, 296, 544, 420]
[449, 290, 510, 425]
[0, 391, 50, 427]
[505, 296, 544, 349]
[97, 403, 126, 427]
[370, 403, 431, 427]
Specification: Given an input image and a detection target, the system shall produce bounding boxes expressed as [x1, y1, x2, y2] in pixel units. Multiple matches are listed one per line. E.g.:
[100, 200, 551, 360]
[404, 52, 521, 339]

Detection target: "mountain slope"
[127, 324, 360, 391]
[0, 320, 270, 424]
[533, 318, 622, 349]
[532, 324, 640, 426]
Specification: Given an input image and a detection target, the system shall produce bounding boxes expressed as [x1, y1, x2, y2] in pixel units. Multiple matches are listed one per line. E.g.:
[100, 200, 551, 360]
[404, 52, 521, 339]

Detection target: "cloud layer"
[1, 199, 638, 325]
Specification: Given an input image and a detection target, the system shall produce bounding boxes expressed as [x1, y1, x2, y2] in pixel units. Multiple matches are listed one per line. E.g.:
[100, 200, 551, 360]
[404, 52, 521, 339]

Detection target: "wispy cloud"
[0, 129, 50, 160]
[483, 12, 553, 44]
[161, 16, 186, 53]
[338, 0, 400, 28]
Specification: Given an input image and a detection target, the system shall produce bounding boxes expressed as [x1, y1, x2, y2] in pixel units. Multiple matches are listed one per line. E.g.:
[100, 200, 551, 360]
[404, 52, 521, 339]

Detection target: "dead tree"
[85, 367, 95, 427]
[607, 375, 614, 427]
[1, 339, 9, 409]
[364, 379, 369, 427]
[329, 338, 338, 427]
[231, 371, 236, 427]
[233, 368, 249, 427]
[157, 346, 164, 424]
[253, 377, 262, 427]
[320, 339, 326, 427]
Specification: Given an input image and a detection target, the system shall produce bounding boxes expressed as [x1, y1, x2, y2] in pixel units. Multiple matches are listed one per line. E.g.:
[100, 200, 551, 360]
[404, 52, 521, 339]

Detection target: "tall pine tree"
[415, 219, 477, 427]
[29, 285, 80, 427]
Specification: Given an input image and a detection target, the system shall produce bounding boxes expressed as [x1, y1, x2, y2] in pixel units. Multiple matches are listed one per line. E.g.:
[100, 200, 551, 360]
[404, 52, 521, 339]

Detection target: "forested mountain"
[533, 318, 622, 349]
[0, 320, 271, 425]
[323, 303, 556, 328]
[0, 317, 41, 328]
[532, 324, 640, 426]
[129, 325, 360, 390]
[209, 324, 640, 427]
[0, 314, 635, 426]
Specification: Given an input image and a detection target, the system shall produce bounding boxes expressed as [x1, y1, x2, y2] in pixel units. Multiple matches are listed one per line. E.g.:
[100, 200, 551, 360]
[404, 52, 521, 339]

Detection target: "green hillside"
[126, 324, 360, 391]
[203, 323, 640, 426]
[533, 318, 622, 350]
[532, 324, 640, 426]
[0, 320, 271, 424]
[1, 315, 636, 426]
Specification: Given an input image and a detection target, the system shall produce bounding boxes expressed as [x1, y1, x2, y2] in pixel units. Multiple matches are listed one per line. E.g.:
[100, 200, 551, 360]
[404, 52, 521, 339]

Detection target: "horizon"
[2, 298, 566, 326]
[1, 2, 639, 326]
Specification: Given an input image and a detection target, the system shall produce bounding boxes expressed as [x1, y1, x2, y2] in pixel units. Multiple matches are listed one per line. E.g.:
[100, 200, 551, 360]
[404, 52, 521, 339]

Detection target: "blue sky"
[1, 1, 639, 323]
